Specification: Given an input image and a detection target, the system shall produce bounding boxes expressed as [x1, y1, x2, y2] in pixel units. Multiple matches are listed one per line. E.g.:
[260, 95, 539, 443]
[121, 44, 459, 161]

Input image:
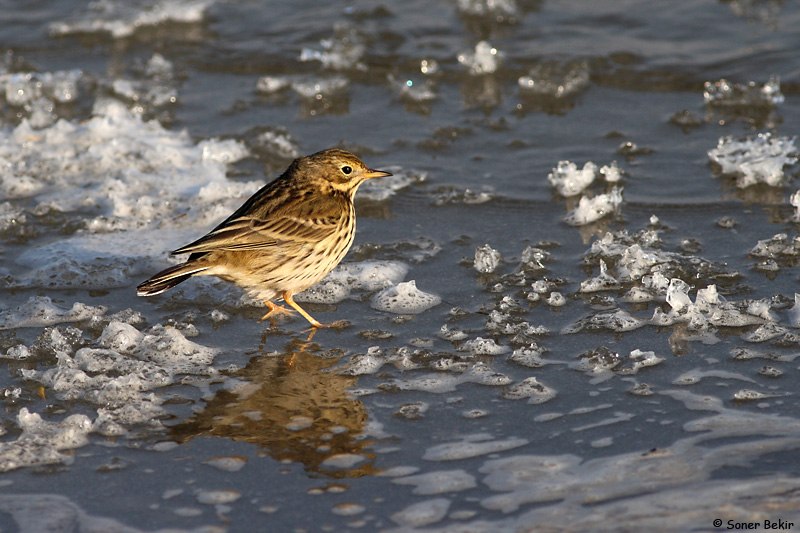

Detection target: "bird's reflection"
[170, 337, 375, 478]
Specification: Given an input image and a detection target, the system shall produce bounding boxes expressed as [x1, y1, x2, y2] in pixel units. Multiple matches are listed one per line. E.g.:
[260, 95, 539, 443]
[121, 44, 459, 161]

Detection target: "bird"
[137, 148, 392, 328]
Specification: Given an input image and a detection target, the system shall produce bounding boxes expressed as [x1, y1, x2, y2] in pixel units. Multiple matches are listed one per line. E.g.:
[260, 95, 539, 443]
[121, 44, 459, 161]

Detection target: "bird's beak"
[362, 168, 393, 179]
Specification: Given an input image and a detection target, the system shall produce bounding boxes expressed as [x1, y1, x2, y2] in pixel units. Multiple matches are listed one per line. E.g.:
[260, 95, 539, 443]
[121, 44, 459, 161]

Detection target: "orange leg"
[259, 301, 295, 322]
[283, 292, 348, 329]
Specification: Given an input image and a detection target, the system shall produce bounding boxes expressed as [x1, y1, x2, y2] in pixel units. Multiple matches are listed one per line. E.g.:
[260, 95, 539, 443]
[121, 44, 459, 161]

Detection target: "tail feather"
[137, 263, 209, 296]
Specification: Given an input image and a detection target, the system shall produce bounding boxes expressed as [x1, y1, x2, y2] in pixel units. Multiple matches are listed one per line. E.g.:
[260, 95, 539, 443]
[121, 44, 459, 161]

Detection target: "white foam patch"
[704, 75, 784, 107]
[0, 409, 92, 472]
[257, 75, 350, 102]
[299, 25, 367, 71]
[320, 453, 368, 470]
[580, 260, 620, 292]
[384, 389, 800, 531]
[0, 493, 175, 532]
[458, 337, 511, 356]
[4, 310, 220, 465]
[293, 279, 352, 305]
[0, 99, 260, 289]
[387, 74, 438, 104]
[0, 69, 84, 128]
[390, 498, 451, 528]
[0, 296, 105, 330]
[474, 244, 502, 273]
[204, 456, 247, 472]
[9, 236, 152, 290]
[564, 309, 644, 334]
[518, 61, 590, 99]
[379, 363, 512, 393]
[548, 161, 597, 197]
[651, 281, 772, 332]
[458, 41, 500, 75]
[295, 260, 409, 304]
[371, 280, 441, 314]
[578, 227, 780, 340]
[195, 490, 241, 505]
[749, 233, 800, 261]
[570, 348, 664, 382]
[501, 377, 556, 404]
[0, 98, 253, 225]
[49, 0, 213, 38]
[600, 161, 623, 183]
[708, 133, 797, 188]
[324, 260, 409, 292]
[563, 187, 623, 226]
[337, 350, 386, 376]
[509, 344, 549, 368]
[392, 470, 477, 495]
[423, 434, 528, 461]
[457, 0, 519, 19]
[790, 294, 800, 328]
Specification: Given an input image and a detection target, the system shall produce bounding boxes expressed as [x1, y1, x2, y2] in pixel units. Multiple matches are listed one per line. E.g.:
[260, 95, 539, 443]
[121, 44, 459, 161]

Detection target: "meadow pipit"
[137, 148, 391, 328]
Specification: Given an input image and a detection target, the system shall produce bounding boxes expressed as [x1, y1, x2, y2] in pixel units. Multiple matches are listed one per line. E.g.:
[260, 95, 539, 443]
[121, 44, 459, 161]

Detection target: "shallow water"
[1, 0, 800, 531]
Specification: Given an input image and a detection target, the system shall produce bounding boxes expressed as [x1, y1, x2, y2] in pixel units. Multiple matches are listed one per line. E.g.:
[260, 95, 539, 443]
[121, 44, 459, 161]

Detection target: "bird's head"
[299, 148, 392, 197]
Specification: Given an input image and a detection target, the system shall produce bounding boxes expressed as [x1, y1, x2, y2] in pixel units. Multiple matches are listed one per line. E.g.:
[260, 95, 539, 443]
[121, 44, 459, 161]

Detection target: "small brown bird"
[137, 148, 391, 328]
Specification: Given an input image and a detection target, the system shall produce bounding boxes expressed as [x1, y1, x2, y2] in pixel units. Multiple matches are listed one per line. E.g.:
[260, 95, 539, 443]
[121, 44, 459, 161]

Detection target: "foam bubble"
[580, 260, 620, 292]
[546, 292, 567, 307]
[392, 470, 477, 495]
[387, 74, 438, 105]
[457, 0, 519, 19]
[325, 261, 409, 292]
[458, 337, 510, 356]
[548, 161, 597, 197]
[204, 456, 247, 472]
[17, 316, 218, 440]
[299, 25, 366, 71]
[337, 351, 386, 376]
[320, 453, 368, 470]
[296, 260, 409, 304]
[708, 133, 797, 188]
[458, 41, 500, 75]
[423, 434, 528, 461]
[0, 296, 105, 330]
[0, 99, 259, 292]
[600, 161, 623, 183]
[439, 325, 469, 341]
[704, 75, 784, 107]
[195, 490, 241, 505]
[49, 0, 213, 39]
[0, 70, 83, 127]
[501, 377, 556, 404]
[371, 280, 441, 314]
[0, 409, 92, 472]
[474, 243, 503, 273]
[563, 187, 623, 226]
[509, 344, 548, 368]
[293, 279, 351, 304]
[390, 498, 451, 527]
[518, 61, 590, 98]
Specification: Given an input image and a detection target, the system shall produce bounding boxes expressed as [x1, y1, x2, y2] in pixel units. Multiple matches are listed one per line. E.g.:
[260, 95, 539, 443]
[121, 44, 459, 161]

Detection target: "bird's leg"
[259, 301, 296, 322]
[283, 292, 349, 329]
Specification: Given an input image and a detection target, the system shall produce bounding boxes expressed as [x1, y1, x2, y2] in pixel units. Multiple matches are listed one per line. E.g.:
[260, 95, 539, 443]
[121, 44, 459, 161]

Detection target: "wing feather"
[172, 194, 347, 255]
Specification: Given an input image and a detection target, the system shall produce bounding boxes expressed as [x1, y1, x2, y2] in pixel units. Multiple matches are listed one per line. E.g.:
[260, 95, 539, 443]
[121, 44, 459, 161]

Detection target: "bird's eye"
[341, 165, 352, 175]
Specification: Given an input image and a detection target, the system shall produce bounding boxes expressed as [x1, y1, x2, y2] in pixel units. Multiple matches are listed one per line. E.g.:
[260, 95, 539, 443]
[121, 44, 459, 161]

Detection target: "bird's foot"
[259, 302, 296, 322]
